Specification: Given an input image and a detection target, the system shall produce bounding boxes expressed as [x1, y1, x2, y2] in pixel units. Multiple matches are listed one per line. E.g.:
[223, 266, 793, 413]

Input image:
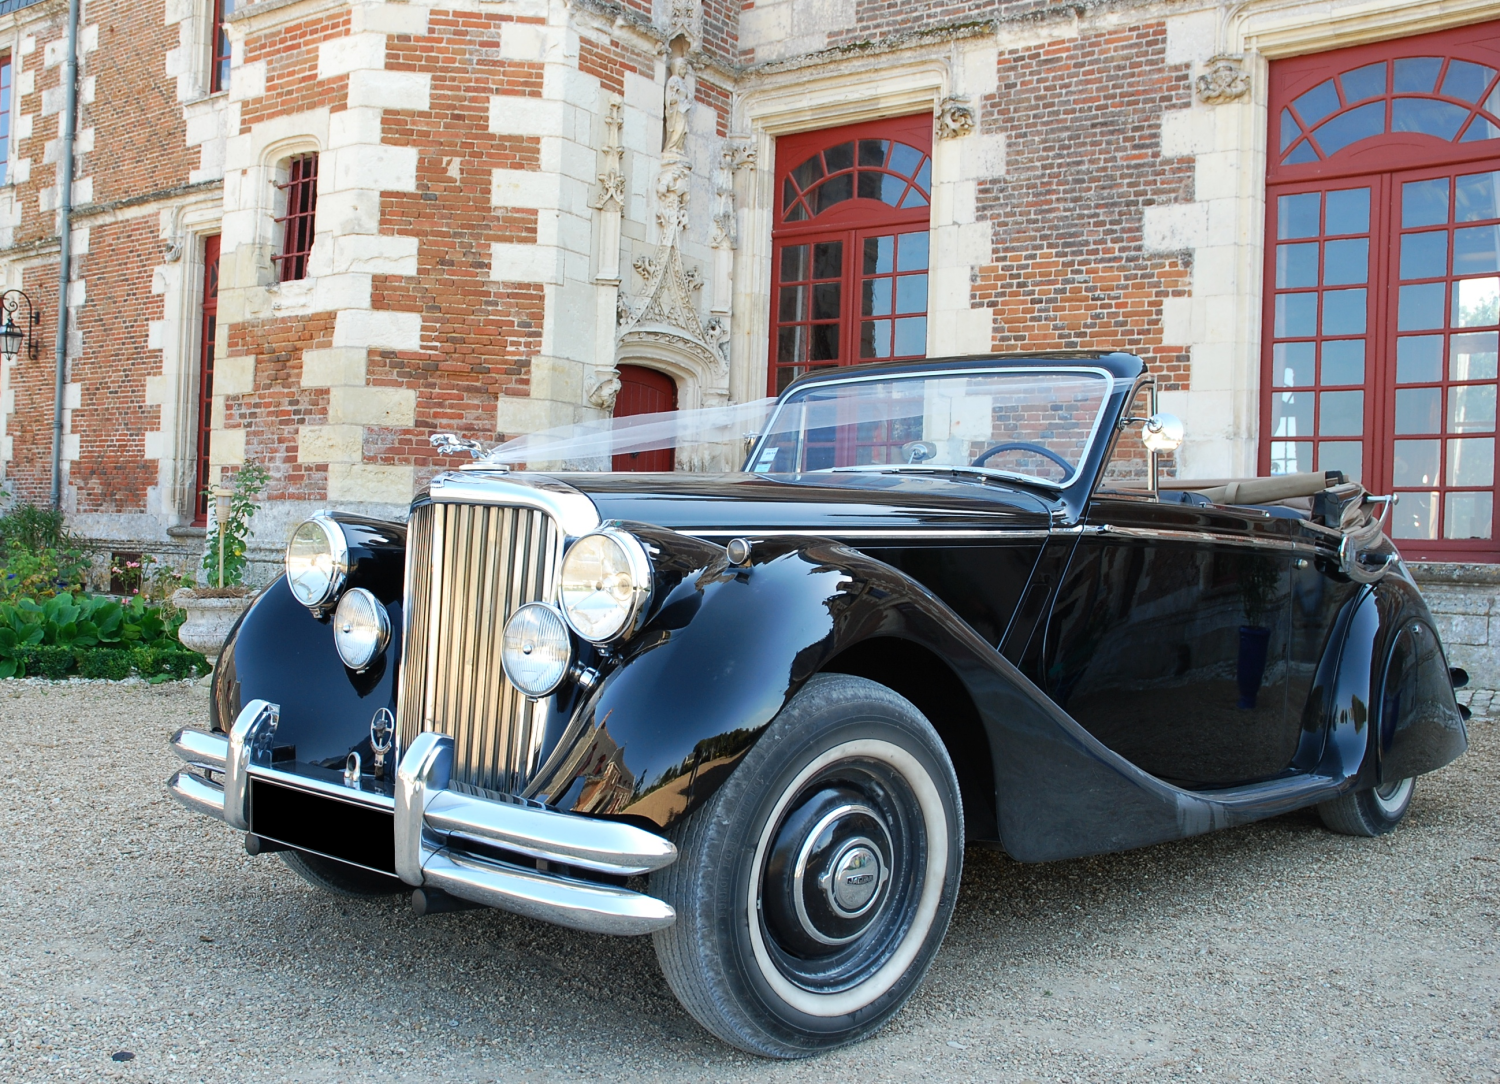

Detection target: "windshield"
[749, 368, 1112, 486]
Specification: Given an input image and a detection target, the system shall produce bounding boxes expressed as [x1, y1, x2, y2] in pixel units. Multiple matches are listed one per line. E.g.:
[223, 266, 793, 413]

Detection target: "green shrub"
[0, 503, 89, 603]
[18, 644, 74, 679]
[128, 643, 209, 681]
[0, 591, 189, 678]
[78, 648, 133, 680]
[201, 463, 269, 588]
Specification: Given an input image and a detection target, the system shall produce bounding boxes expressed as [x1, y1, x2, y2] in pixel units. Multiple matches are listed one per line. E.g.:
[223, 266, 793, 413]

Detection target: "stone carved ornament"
[1196, 55, 1250, 105]
[936, 95, 976, 139]
[592, 96, 626, 211]
[710, 140, 755, 250]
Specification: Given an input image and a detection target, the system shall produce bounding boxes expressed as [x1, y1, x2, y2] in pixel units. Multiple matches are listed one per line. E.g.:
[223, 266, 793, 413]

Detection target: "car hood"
[525, 471, 1057, 536]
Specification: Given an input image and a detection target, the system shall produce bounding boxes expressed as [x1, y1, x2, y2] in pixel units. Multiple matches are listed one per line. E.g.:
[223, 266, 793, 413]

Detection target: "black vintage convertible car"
[167, 352, 1468, 1057]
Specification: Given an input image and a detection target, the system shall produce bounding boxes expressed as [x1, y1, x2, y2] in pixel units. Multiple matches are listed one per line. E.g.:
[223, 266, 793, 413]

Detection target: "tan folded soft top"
[1158, 471, 1336, 506]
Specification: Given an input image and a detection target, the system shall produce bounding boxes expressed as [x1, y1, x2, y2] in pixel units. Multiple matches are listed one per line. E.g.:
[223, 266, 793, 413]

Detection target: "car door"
[1041, 494, 1300, 789]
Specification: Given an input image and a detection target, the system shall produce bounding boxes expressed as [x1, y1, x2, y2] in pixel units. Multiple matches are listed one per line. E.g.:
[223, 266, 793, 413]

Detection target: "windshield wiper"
[823, 464, 1063, 489]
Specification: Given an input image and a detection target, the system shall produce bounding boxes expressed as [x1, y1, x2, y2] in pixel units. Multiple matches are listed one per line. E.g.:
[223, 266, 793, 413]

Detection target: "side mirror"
[1140, 412, 1184, 454]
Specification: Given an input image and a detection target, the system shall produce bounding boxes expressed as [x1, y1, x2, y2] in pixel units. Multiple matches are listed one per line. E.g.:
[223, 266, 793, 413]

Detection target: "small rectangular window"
[0, 55, 12, 186]
[209, 0, 234, 94]
[273, 154, 318, 282]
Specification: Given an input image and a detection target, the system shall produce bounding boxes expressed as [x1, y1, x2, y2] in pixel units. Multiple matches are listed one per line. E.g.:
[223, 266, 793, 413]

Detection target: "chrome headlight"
[333, 588, 391, 671]
[558, 528, 652, 643]
[501, 602, 574, 698]
[285, 513, 348, 608]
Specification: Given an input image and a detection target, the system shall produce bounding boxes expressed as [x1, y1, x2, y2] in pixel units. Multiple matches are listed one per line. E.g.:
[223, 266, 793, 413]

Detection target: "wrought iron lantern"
[0, 289, 40, 362]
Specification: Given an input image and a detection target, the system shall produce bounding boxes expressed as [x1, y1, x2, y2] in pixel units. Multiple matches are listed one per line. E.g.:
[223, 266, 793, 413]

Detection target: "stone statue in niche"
[663, 57, 696, 162]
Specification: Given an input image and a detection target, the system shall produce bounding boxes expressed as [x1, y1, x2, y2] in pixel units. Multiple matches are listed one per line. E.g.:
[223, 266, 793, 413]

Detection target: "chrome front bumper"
[167, 700, 677, 935]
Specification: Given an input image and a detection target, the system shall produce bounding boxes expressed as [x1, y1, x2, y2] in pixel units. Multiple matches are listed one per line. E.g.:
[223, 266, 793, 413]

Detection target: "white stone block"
[740, 5, 792, 48]
[327, 462, 413, 503]
[622, 71, 663, 120]
[499, 22, 548, 62]
[318, 189, 382, 236]
[143, 431, 165, 461]
[1161, 107, 1213, 157]
[228, 60, 265, 102]
[348, 70, 431, 112]
[67, 277, 86, 306]
[492, 242, 563, 285]
[332, 308, 423, 351]
[1165, 9, 1216, 65]
[492, 167, 558, 210]
[208, 426, 246, 466]
[300, 347, 368, 387]
[215, 356, 256, 398]
[298, 424, 364, 463]
[1143, 202, 1207, 254]
[10, 158, 28, 185]
[1161, 296, 1194, 345]
[64, 382, 81, 409]
[70, 225, 89, 254]
[147, 320, 164, 351]
[332, 234, 419, 276]
[80, 23, 98, 55]
[352, 3, 430, 36]
[489, 95, 565, 138]
[17, 70, 33, 96]
[330, 144, 418, 193]
[319, 33, 387, 80]
[184, 108, 221, 147]
[16, 113, 32, 141]
[62, 433, 80, 461]
[327, 106, 384, 149]
[329, 385, 417, 427]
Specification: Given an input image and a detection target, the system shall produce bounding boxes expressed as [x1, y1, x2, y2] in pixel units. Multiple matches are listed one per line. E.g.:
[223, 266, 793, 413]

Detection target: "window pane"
[1454, 276, 1500, 327]
[862, 278, 891, 316]
[1322, 288, 1367, 334]
[856, 171, 884, 202]
[1449, 383, 1496, 432]
[860, 320, 889, 359]
[812, 282, 841, 320]
[1394, 439, 1441, 486]
[898, 188, 928, 209]
[1400, 231, 1448, 279]
[894, 317, 926, 356]
[809, 323, 840, 361]
[1455, 226, 1500, 275]
[823, 142, 854, 172]
[791, 155, 823, 189]
[896, 232, 929, 271]
[1275, 293, 1318, 336]
[1322, 340, 1365, 385]
[1402, 178, 1450, 227]
[1452, 332, 1499, 381]
[1278, 193, 1321, 238]
[1320, 390, 1364, 435]
[1456, 170, 1500, 222]
[815, 173, 853, 212]
[1392, 491, 1439, 539]
[1315, 103, 1386, 156]
[863, 237, 892, 275]
[1465, 117, 1500, 143]
[858, 139, 888, 167]
[1393, 56, 1443, 93]
[777, 326, 805, 363]
[781, 244, 809, 281]
[888, 143, 922, 176]
[813, 241, 843, 279]
[1448, 437, 1495, 486]
[1324, 238, 1368, 284]
[778, 285, 805, 322]
[1391, 98, 1468, 141]
[1340, 61, 1386, 102]
[1274, 341, 1316, 387]
[895, 274, 927, 314]
[1398, 282, 1447, 330]
[1270, 440, 1313, 474]
[1326, 188, 1371, 235]
[1271, 391, 1313, 438]
[1318, 441, 1363, 482]
[1276, 243, 1318, 287]
[1445, 491, 1493, 539]
[1293, 80, 1340, 125]
[1441, 60, 1496, 104]
[782, 178, 800, 213]
[1397, 335, 1444, 382]
[880, 173, 906, 205]
[1280, 109, 1302, 153]
[1395, 387, 1442, 432]
[1286, 142, 1318, 164]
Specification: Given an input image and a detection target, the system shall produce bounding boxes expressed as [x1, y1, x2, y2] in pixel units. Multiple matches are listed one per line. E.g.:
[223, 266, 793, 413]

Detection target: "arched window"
[769, 115, 933, 394]
[1263, 20, 1500, 561]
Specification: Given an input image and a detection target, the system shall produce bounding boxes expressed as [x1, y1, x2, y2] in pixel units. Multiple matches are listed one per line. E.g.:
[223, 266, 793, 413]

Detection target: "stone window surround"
[1157, 0, 1500, 480]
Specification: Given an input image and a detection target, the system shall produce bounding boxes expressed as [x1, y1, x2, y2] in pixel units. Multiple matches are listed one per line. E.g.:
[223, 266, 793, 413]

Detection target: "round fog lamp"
[285, 514, 349, 608]
[558, 529, 652, 643]
[333, 588, 391, 671]
[501, 602, 574, 698]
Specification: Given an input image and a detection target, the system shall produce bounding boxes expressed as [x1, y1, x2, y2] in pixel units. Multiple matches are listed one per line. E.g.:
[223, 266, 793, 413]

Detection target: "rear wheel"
[1317, 777, 1415, 837]
[651, 674, 963, 1058]
[280, 851, 404, 898]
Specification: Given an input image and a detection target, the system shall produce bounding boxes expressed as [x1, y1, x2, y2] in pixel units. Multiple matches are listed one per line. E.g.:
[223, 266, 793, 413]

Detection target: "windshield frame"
[745, 364, 1118, 490]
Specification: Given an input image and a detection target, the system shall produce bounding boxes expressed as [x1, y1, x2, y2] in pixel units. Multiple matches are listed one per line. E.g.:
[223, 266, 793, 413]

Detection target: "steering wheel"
[971, 441, 1073, 474]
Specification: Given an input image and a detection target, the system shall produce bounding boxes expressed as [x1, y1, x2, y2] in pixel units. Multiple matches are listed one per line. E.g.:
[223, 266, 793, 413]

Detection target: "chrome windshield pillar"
[223, 699, 280, 831]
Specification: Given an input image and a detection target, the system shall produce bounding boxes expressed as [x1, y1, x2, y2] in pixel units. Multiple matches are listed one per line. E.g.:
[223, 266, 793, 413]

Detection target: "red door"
[612, 365, 677, 472]
[193, 235, 220, 525]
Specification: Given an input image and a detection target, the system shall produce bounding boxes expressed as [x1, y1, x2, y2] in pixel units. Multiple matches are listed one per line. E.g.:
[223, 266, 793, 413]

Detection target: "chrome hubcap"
[1372, 777, 1413, 815]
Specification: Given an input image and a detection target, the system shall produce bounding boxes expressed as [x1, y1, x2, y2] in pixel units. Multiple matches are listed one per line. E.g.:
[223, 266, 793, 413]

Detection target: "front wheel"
[651, 674, 964, 1058]
[280, 850, 405, 898]
[1317, 777, 1416, 837]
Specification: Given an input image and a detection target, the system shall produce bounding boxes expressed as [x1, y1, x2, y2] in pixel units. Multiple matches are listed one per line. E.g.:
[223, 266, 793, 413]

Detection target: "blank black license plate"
[249, 777, 396, 875]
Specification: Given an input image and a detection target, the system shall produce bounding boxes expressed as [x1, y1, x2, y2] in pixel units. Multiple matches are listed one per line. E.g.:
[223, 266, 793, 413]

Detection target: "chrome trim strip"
[244, 765, 396, 812]
[421, 846, 676, 935]
[395, 732, 453, 886]
[167, 769, 226, 820]
[224, 700, 279, 831]
[428, 473, 601, 537]
[170, 727, 228, 773]
[424, 789, 678, 876]
[1090, 523, 1314, 552]
[680, 527, 1055, 541]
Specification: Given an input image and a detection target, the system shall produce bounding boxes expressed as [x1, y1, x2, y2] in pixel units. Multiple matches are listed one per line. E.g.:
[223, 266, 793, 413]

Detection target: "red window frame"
[193, 235, 221, 525]
[273, 153, 318, 282]
[209, 0, 233, 95]
[1262, 21, 1500, 562]
[769, 115, 933, 396]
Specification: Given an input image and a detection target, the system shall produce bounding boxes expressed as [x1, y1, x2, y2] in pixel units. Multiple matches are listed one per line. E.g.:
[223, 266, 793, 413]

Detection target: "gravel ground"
[2, 680, 1497, 1083]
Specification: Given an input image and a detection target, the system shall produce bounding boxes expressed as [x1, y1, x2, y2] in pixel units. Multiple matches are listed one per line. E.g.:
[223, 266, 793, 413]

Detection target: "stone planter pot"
[173, 588, 255, 666]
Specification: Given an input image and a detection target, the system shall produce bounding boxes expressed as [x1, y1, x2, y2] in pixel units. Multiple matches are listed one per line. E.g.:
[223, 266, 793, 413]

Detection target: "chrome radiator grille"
[397, 500, 563, 793]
